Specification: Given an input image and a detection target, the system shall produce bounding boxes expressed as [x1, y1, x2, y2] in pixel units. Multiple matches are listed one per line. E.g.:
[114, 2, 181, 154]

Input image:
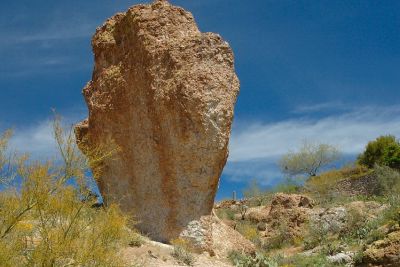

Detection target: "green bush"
[358, 135, 400, 169]
[236, 221, 260, 244]
[303, 221, 329, 250]
[383, 143, 400, 169]
[215, 208, 235, 221]
[279, 253, 337, 267]
[374, 164, 400, 195]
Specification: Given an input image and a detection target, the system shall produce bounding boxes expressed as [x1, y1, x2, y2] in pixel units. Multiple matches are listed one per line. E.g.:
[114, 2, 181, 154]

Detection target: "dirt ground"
[122, 239, 233, 267]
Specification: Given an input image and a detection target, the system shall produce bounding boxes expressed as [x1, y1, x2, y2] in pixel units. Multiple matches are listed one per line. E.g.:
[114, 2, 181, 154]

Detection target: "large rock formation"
[75, 0, 239, 242]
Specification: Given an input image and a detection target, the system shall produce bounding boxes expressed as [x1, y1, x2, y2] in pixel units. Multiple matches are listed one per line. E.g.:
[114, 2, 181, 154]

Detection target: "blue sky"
[1, 0, 400, 200]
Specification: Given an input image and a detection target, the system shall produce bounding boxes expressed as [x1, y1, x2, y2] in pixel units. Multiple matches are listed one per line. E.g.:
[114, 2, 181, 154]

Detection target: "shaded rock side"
[75, 0, 239, 242]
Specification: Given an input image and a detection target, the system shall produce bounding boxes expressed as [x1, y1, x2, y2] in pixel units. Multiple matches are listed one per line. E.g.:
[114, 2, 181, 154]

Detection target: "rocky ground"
[122, 238, 233, 267]
[117, 190, 399, 267]
[214, 190, 399, 267]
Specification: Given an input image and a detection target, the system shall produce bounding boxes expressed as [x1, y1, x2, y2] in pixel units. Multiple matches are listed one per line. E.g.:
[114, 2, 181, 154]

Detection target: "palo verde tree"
[0, 117, 139, 267]
[279, 141, 341, 178]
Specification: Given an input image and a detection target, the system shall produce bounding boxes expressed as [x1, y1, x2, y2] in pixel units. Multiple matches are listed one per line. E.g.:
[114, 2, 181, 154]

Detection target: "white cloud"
[228, 106, 400, 163]
[291, 101, 351, 114]
[223, 159, 282, 186]
[6, 112, 86, 160]
[9, 120, 57, 159]
[223, 105, 400, 184]
[5, 105, 400, 185]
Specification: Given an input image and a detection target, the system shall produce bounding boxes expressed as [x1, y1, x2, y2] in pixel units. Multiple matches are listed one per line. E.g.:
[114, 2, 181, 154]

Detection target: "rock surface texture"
[75, 0, 239, 242]
[179, 215, 255, 258]
[264, 193, 313, 240]
[363, 229, 400, 266]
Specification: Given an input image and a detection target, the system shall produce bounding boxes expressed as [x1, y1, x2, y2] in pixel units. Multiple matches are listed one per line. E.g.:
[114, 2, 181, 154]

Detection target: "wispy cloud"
[4, 105, 400, 184]
[223, 105, 400, 184]
[6, 112, 85, 160]
[223, 159, 282, 186]
[4, 24, 94, 45]
[291, 101, 352, 114]
[229, 105, 400, 162]
[9, 120, 57, 159]
[0, 10, 96, 46]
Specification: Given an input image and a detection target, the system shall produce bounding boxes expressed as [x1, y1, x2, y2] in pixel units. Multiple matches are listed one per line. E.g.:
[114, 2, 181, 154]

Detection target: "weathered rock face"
[75, 0, 239, 242]
[265, 193, 313, 240]
[363, 229, 400, 266]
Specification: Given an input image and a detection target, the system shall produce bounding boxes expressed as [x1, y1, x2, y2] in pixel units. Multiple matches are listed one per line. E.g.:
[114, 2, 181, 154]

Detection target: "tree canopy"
[358, 135, 400, 169]
[279, 141, 341, 178]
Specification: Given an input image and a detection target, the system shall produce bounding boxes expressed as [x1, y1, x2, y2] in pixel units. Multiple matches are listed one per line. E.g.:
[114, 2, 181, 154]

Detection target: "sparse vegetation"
[236, 221, 259, 243]
[170, 238, 196, 266]
[0, 118, 134, 266]
[243, 179, 267, 206]
[228, 251, 280, 267]
[279, 141, 341, 178]
[219, 136, 400, 267]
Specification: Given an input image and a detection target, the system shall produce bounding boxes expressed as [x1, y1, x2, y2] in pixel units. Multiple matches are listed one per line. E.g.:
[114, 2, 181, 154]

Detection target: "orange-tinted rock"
[265, 193, 313, 240]
[75, 0, 239, 242]
[363, 230, 400, 266]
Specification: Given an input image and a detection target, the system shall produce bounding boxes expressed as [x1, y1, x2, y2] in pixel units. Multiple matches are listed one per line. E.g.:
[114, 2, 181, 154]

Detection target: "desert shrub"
[239, 203, 249, 220]
[279, 253, 336, 267]
[0, 118, 134, 266]
[171, 246, 195, 266]
[343, 205, 368, 235]
[128, 232, 145, 247]
[321, 240, 343, 256]
[243, 179, 268, 206]
[303, 220, 329, 250]
[170, 238, 196, 266]
[306, 164, 371, 203]
[280, 141, 341, 178]
[381, 195, 400, 227]
[374, 164, 400, 195]
[228, 251, 279, 267]
[236, 222, 259, 243]
[273, 179, 302, 194]
[358, 135, 400, 169]
[215, 208, 235, 220]
[262, 220, 293, 250]
[342, 195, 399, 246]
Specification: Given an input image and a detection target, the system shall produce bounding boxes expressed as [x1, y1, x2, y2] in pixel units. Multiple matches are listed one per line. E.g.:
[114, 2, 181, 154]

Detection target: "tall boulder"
[75, 0, 239, 242]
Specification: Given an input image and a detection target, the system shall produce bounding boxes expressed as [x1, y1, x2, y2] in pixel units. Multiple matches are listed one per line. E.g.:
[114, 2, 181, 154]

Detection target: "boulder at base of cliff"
[179, 215, 255, 258]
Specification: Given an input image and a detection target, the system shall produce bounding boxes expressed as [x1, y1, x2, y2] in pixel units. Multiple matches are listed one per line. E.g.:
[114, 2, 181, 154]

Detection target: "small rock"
[257, 222, 266, 231]
[327, 252, 354, 264]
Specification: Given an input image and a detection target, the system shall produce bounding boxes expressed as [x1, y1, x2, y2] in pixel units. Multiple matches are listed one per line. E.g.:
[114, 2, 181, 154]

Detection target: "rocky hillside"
[213, 165, 400, 267]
